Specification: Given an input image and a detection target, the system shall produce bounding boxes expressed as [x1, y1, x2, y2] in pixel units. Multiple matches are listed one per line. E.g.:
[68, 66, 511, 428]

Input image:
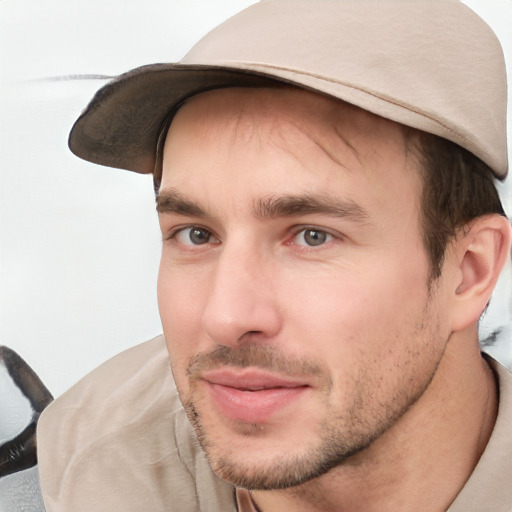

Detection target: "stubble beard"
[179, 334, 446, 491]
[184, 394, 386, 490]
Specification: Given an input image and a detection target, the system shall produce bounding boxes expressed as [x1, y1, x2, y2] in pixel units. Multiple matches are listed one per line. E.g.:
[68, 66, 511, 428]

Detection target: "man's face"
[157, 88, 453, 489]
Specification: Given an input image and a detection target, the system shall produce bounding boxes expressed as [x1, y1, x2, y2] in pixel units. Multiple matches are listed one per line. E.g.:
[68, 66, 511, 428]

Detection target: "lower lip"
[206, 382, 308, 423]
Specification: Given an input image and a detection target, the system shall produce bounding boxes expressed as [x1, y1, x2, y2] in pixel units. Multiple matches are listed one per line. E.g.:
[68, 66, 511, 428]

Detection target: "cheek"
[158, 270, 203, 402]
[279, 253, 432, 363]
[157, 263, 209, 366]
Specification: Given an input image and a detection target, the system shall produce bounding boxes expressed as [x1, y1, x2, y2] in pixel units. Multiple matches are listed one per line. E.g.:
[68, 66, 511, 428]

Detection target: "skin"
[157, 87, 509, 511]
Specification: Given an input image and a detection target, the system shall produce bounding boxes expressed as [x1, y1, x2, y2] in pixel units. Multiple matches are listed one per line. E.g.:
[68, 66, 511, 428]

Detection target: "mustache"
[186, 343, 327, 381]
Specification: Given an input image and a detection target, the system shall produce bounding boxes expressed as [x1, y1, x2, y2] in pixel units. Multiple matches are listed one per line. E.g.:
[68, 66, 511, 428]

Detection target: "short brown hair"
[412, 132, 506, 282]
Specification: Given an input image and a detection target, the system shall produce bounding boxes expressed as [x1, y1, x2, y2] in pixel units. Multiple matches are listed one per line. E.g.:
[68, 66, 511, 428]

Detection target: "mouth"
[201, 369, 310, 424]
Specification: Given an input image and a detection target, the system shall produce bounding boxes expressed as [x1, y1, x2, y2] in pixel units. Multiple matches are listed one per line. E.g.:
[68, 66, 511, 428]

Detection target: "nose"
[201, 245, 281, 346]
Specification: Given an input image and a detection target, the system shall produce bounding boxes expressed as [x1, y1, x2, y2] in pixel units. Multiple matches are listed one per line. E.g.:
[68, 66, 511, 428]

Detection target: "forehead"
[164, 87, 410, 160]
[160, 87, 420, 211]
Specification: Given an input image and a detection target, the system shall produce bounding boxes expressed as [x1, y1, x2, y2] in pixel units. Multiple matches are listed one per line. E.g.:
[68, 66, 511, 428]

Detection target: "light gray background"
[1, 0, 512, 398]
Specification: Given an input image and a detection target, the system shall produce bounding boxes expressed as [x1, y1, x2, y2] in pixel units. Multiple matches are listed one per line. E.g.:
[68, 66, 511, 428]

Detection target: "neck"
[251, 330, 498, 512]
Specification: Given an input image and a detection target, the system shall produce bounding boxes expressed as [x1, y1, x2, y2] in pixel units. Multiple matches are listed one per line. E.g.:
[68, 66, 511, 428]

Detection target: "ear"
[450, 214, 511, 332]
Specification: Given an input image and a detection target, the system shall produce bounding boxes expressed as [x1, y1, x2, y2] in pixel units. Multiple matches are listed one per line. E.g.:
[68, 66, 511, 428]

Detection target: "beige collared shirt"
[37, 335, 512, 511]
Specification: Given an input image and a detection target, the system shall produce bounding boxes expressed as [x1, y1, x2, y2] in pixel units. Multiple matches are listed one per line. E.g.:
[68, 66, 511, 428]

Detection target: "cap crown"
[182, 0, 508, 177]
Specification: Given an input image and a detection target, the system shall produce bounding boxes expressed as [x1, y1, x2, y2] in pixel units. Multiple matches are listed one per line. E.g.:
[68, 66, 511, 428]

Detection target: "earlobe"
[450, 215, 511, 332]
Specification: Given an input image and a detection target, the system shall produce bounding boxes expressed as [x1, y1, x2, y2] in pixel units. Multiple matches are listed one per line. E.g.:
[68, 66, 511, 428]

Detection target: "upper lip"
[201, 368, 309, 391]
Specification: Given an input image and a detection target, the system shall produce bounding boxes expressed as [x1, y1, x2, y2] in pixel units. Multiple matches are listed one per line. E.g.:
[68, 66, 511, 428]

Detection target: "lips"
[201, 369, 309, 423]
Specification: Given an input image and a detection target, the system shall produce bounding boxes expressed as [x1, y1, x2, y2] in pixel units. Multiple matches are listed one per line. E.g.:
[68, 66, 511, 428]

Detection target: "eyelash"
[166, 225, 220, 246]
[287, 227, 336, 248]
[165, 224, 340, 250]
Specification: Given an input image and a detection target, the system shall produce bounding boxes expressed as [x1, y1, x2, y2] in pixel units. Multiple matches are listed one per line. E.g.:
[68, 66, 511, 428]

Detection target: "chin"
[185, 402, 376, 491]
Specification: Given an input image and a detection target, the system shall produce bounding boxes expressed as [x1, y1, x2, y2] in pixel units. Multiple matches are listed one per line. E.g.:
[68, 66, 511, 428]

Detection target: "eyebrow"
[255, 194, 371, 223]
[156, 190, 208, 217]
[157, 188, 371, 224]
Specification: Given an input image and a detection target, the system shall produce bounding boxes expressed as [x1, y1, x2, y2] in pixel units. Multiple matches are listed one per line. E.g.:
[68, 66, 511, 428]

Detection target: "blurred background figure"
[0, 346, 52, 511]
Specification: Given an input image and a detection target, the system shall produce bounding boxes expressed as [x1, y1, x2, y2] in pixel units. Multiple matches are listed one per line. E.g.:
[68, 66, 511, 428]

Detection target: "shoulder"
[448, 356, 512, 512]
[37, 336, 235, 512]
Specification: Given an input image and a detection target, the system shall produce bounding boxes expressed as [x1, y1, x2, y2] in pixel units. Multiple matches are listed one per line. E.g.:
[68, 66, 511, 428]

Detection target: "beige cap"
[69, 0, 508, 179]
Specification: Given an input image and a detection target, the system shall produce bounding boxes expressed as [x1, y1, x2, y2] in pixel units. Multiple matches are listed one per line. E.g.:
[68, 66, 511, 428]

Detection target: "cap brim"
[69, 64, 291, 175]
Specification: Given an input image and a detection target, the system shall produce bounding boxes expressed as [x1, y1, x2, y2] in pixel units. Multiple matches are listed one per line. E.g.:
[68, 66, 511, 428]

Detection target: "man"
[37, 1, 512, 511]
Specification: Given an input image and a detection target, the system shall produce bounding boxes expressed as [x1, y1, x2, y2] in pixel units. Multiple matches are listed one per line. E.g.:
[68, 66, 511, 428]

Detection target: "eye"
[291, 228, 334, 247]
[173, 226, 219, 246]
